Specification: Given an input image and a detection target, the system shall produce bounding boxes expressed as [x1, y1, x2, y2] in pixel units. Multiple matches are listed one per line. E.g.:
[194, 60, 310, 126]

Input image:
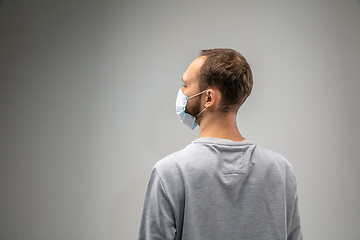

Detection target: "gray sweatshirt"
[138, 137, 302, 240]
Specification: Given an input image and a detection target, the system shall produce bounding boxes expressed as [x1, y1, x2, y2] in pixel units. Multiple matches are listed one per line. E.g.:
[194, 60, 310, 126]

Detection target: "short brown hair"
[199, 48, 253, 114]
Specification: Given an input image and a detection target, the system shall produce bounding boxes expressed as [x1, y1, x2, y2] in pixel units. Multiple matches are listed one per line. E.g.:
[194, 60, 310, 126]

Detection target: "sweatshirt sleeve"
[287, 193, 302, 239]
[287, 175, 303, 240]
[138, 167, 176, 240]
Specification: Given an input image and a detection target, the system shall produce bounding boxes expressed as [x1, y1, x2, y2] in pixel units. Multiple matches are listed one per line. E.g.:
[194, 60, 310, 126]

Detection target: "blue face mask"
[176, 88, 207, 129]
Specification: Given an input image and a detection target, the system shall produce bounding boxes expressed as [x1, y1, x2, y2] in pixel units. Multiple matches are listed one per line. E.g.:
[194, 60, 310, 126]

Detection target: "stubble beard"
[185, 96, 202, 118]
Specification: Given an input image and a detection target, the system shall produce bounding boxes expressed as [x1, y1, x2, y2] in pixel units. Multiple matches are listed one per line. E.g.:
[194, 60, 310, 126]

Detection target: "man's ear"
[204, 89, 216, 108]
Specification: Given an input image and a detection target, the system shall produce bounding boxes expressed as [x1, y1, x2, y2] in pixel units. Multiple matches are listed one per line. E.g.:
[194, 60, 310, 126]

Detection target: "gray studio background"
[1, 0, 360, 239]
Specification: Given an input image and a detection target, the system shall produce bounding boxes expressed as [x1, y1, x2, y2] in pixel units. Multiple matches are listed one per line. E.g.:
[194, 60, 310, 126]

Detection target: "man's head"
[198, 48, 253, 114]
[179, 48, 253, 128]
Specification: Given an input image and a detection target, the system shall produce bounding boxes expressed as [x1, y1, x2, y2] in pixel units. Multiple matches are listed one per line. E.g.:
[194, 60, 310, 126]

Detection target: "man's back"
[138, 137, 302, 240]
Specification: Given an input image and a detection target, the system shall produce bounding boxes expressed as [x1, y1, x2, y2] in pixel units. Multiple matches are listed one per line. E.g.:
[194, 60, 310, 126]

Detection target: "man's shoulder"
[253, 144, 288, 163]
[252, 144, 296, 179]
[154, 143, 194, 171]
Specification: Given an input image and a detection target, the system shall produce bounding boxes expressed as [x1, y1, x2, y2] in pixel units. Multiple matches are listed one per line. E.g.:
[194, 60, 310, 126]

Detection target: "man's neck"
[198, 113, 245, 142]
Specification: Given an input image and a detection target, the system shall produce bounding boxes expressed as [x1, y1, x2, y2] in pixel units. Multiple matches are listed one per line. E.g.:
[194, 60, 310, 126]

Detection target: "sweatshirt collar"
[192, 137, 256, 146]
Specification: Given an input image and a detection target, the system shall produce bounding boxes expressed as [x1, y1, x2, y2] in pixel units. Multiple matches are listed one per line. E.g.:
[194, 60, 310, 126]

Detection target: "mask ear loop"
[187, 89, 209, 117]
[197, 89, 209, 116]
[196, 107, 207, 116]
[188, 90, 207, 99]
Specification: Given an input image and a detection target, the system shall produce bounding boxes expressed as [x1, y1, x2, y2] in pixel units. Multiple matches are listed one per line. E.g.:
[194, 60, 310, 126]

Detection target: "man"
[138, 48, 302, 240]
